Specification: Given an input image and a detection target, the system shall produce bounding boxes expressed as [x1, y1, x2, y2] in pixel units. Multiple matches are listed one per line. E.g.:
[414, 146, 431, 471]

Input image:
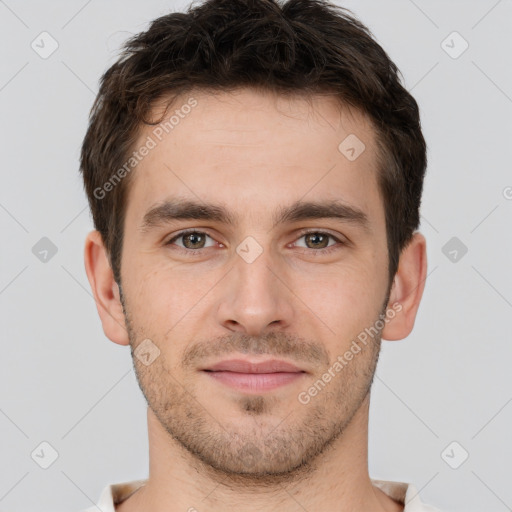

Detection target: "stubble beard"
[119, 286, 384, 486]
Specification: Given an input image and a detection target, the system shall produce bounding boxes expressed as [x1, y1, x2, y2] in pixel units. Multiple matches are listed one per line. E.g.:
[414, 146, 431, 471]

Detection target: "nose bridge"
[235, 241, 276, 295]
[216, 237, 293, 334]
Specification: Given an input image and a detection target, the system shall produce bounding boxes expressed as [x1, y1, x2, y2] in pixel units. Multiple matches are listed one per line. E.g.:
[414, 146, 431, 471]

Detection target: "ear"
[381, 232, 427, 341]
[83, 230, 130, 346]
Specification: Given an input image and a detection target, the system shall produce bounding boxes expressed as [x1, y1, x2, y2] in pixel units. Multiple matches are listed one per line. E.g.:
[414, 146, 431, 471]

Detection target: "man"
[80, 0, 439, 510]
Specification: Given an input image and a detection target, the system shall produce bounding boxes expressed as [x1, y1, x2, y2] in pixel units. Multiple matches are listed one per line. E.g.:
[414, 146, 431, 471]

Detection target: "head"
[82, 0, 427, 482]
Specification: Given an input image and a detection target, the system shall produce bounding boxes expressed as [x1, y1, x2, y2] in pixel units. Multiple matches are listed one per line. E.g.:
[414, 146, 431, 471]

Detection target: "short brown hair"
[80, 0, 427, 286]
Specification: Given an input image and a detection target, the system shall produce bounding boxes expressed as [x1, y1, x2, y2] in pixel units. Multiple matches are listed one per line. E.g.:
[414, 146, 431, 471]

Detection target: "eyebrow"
[139, 197, 370, 233]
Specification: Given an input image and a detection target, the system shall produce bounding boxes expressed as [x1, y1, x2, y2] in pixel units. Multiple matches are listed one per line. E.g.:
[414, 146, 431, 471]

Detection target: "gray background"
[1, 1, 511, 511]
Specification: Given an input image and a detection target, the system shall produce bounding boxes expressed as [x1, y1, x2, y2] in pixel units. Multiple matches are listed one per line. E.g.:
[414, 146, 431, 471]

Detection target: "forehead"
[124, 88, 383, 230]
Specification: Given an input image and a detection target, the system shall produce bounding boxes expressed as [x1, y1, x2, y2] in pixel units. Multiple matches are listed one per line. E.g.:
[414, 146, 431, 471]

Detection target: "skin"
[84, 88, 427, 512]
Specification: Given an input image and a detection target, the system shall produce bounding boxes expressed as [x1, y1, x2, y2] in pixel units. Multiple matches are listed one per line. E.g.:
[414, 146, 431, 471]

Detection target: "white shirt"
[81, 478, 442, 511]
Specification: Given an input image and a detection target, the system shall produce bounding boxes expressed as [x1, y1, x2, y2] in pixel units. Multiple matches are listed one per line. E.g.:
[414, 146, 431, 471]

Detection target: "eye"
[292, 230, 344, 254]
[165, 229, 345, 255]
[166, 230, 218, 250]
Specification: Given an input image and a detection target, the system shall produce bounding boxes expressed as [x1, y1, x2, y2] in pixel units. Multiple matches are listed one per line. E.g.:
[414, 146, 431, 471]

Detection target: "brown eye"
[292, 230, 344, 255]
[304, 232, 330, 249]
[182, 232, 206, 249]
[166, 230, 216, 250]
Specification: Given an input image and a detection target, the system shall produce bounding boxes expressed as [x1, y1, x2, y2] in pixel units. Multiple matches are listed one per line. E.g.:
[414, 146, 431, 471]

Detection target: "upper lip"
[202, 359, 305, 374]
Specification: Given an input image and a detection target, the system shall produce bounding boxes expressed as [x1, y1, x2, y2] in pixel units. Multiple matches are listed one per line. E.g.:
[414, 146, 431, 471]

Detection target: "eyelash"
[165, 228, 345, 256]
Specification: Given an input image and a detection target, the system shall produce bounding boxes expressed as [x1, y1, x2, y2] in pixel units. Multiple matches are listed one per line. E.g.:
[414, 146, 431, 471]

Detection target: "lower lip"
[203, 371, 305, 392]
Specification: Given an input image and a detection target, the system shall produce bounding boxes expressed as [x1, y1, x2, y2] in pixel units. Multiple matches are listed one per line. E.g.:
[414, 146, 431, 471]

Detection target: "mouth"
[200, 358, 307, 393]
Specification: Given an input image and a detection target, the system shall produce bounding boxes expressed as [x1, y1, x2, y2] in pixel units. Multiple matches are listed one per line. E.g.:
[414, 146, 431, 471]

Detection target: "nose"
[215, 244, 295, 337]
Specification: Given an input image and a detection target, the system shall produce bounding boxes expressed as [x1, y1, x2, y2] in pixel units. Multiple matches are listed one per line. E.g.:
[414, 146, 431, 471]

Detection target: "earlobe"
[381, 232, 427, 341]
[83, 230, 130, 346]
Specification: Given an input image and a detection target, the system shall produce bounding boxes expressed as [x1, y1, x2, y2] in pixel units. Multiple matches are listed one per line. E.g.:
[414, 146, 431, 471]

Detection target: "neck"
[117, 395, 403, 512]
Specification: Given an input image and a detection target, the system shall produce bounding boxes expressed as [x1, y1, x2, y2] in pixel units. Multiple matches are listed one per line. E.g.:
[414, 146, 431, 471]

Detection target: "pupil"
[307, 233, 327, 248]
[186, 233, 203, 248]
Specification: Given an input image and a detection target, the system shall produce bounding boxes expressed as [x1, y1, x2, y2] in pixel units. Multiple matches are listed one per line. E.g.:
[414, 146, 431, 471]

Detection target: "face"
[119, 88, 392, 479]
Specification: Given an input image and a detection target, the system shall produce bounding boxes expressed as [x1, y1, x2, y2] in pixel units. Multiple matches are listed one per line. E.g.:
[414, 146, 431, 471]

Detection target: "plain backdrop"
[1, 1, 511, 511]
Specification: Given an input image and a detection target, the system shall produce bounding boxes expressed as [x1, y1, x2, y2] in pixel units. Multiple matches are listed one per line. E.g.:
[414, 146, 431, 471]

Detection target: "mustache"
[182, 331, 330, 369]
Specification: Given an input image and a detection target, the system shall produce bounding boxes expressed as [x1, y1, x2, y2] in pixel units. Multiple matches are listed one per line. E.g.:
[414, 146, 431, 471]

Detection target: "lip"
[201, 358, 306, 393]
[203, 359, 304, 373]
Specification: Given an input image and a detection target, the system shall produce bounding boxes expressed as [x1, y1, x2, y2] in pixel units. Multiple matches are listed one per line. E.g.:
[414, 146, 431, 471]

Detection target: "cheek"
[125, 261, 218, 330]
[295, 260, 385, 339]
